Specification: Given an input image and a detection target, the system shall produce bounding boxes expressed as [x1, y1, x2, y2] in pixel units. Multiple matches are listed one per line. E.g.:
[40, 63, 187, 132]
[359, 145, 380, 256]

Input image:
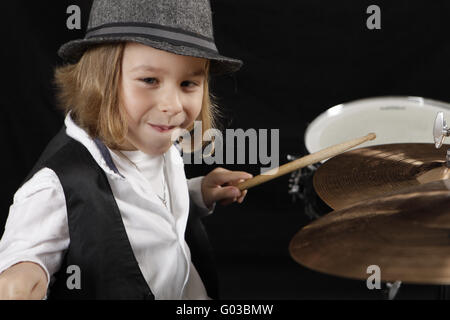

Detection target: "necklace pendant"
[157, 195, 167, 208]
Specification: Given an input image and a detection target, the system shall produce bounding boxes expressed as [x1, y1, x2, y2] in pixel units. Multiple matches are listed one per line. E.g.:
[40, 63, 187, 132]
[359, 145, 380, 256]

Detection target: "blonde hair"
[53, 42, 220, 152]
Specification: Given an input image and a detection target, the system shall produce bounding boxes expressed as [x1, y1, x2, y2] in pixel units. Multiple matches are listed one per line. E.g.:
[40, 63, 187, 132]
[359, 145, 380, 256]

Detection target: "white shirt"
[0, 112, 215, 300]
[114, 149, 170, 211]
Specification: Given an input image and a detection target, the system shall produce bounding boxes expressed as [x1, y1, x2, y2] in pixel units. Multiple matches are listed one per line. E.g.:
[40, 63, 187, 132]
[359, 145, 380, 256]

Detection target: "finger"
[212, 186, 241, 203]
[237, 189, 248, 203]
[219, 197, 236, 206]
[208, 169, 253, 187]
[234, 179, 247, 203]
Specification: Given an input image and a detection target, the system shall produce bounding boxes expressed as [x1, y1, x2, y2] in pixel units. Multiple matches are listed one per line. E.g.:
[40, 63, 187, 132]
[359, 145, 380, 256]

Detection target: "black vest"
[20, 125, 218, 299]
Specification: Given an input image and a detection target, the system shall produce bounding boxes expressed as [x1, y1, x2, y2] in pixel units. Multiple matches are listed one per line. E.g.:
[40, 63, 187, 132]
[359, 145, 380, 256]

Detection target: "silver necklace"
[157, 155, 168, 208]
[118, 151, 168, 209]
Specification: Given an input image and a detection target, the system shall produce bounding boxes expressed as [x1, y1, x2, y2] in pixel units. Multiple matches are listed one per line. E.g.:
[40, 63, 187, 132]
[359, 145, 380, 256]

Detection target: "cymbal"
[313, 143, 450, 210]
[289, 179, 450, 285]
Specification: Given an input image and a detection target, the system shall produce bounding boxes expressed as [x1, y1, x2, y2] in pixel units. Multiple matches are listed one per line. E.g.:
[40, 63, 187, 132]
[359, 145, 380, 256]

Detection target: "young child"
[0, 0, 252, 299]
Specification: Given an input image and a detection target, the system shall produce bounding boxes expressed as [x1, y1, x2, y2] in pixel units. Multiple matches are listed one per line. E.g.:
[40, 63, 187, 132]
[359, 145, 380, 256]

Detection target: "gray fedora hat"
[58, 0, 243, 75]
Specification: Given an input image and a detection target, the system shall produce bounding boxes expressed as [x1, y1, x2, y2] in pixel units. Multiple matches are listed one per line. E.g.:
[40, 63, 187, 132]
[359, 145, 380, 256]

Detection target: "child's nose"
[157, 85, 183, 115]
[158, 101, 183, 116]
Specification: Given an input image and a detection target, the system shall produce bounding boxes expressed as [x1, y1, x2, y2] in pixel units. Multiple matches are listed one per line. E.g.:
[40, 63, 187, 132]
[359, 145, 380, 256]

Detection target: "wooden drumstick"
[237, 132, 376, 191]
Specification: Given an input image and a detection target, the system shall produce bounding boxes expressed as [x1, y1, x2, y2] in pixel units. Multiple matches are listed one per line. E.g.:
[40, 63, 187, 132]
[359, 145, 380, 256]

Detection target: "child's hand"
[0, 262, 47, 300]
[201, 168, 253, 208]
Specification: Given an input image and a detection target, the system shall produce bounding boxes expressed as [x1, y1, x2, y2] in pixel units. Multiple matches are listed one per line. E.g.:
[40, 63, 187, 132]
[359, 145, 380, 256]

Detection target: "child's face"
[119, 42, 207, 155]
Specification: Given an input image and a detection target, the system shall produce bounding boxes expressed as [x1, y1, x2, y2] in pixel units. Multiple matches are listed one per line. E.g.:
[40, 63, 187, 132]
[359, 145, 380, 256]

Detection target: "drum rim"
[305, 95, 450, 154]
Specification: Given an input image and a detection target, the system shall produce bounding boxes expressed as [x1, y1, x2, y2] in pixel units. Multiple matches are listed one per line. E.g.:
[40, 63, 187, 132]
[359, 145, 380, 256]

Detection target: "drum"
[289, 96, 450, 219]
[306, 96, 450, 156]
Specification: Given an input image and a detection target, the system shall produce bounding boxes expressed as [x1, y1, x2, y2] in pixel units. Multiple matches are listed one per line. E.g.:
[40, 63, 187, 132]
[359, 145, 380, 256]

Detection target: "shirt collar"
[64, 111, 125, 180]
[64, 111, 183, 180]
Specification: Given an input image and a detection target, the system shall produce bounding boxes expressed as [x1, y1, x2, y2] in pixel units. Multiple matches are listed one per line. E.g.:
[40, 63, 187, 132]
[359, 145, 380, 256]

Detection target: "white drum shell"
[305, 96, 450, 160]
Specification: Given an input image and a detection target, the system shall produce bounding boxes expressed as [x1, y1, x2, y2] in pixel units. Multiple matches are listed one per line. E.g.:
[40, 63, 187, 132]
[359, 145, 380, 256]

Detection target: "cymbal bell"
[313, 143, 450, 210]
[289, 179, 450, 285]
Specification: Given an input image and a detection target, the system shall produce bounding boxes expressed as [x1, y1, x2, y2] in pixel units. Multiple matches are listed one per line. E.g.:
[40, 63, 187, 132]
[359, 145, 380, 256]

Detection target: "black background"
[1, 0, 450, 299]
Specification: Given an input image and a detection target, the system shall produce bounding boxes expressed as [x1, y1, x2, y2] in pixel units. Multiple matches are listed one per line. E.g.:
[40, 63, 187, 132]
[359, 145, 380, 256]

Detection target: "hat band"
[86, 23, 218, 53]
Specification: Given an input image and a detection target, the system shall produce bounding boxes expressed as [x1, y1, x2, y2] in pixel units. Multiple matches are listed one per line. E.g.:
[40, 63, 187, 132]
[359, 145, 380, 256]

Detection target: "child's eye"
[181, 81, 197, 88]
[141, 78, 158, 85]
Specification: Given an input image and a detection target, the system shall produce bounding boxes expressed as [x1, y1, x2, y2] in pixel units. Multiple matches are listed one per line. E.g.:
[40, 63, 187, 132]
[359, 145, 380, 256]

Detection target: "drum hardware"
[433, 111, 450, 149]
[287, 157, 324, 220]
[287, 154, 302, 200]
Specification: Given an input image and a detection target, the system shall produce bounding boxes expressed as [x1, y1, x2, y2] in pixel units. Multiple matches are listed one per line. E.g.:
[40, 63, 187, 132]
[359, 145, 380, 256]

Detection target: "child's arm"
[0, 168, 69, 300]
[201, 167, 253, 208]
[0, 262, 47, 299]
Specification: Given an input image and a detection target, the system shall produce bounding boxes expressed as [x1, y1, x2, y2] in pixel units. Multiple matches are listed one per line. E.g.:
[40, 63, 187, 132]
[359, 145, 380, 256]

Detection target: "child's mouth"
[148, 123, 176, 133]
